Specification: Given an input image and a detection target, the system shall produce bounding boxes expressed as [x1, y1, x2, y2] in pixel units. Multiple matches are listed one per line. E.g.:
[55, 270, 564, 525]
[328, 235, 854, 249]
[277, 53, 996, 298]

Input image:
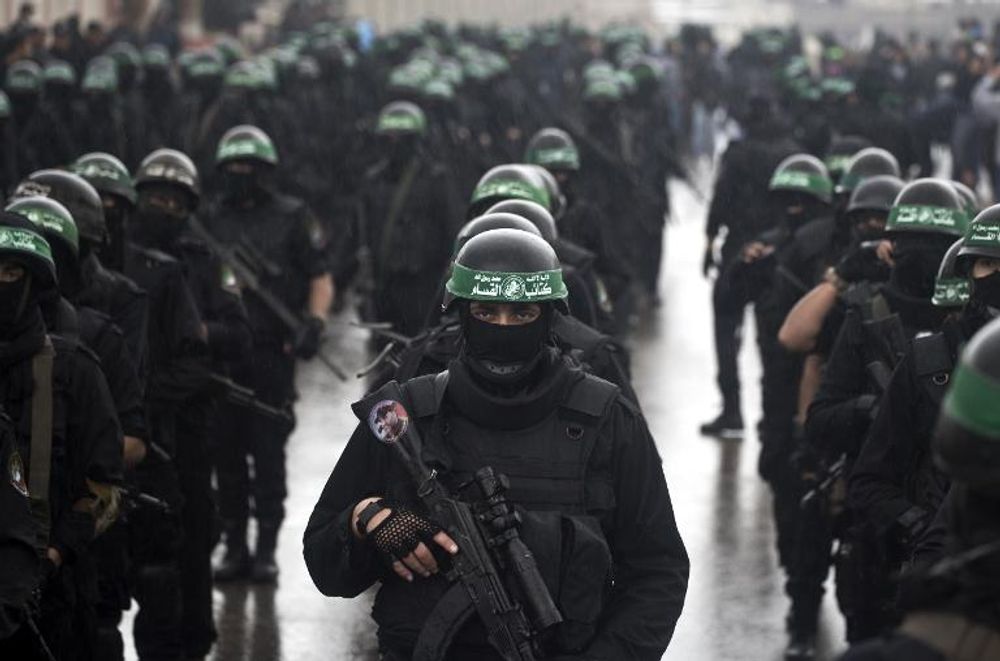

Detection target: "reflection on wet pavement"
[123, 180, 847, 660]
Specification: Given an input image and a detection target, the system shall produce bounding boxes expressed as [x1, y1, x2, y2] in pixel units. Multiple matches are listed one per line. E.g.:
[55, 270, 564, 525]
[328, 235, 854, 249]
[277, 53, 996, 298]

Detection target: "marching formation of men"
[1, 3, 999, 661]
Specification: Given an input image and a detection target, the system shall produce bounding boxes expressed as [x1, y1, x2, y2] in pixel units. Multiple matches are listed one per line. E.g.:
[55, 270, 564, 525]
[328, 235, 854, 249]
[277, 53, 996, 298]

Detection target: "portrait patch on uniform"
[307, 217, 327, 251]
[369, 400, 409, 445]
[8, 450, 28, 497]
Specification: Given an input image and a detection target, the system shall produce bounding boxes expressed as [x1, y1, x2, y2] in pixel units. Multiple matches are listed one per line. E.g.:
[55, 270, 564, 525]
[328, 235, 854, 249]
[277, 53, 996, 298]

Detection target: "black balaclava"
[0, 272, 45, 360]
[382, 134, 420, 177]
[884, 237, 952, 330]
[133, 187, 191, 248]
[970, 271, 1000, 318]
[222, 163, 271, 205]
[458, 302, 553, 388]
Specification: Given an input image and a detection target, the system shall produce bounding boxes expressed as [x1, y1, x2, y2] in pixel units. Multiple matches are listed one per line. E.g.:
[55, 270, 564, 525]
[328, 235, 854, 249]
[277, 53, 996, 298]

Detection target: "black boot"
[251, 522, 280, 584]
[213, 522, 251, 582]
[784, 606, 818, 661]
[699, 407, 744, 438]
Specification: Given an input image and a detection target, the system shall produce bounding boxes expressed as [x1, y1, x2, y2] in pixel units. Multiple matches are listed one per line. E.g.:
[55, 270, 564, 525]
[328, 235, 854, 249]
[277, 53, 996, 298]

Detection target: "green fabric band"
[471, 179, 550, 209]
[887, 205, 969, 237]
[965, 220, 1000, 249]
[769, 170, 833, 198]
[188, 61, 223, 78]
[528, 147, 580, 171]
[446, 263, 567, 302]
[933, 278, 970, 307]
[837, 171, 864, 192]
[825, 155, 852, 174]
[0, 227, 54, 266]
[18, 207, 78, 252]
[44, 63, 76, 85]
[944, 363, 1000, 439]
[376, 113, 426, 135]
[216, 138, 278, 165]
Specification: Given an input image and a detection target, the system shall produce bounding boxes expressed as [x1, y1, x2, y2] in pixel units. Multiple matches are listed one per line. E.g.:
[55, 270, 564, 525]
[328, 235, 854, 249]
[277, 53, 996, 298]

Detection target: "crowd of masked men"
[1, 7, 1000, 661]
[700, 18, 1000, 661]
[0, 12, 693, 661]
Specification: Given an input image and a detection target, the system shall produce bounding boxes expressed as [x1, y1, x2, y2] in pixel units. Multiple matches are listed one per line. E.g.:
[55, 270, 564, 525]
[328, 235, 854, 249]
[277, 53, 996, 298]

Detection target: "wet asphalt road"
[124, 178, 850, 660]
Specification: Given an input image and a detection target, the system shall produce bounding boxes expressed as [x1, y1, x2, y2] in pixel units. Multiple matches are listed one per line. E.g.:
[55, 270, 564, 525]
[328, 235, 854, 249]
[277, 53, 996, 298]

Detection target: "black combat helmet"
[956, 205, 1000, 277]
[934, 317, 1000, 492]
[444, 228, 568, 313]
[215, 125, 279, 168]
[0, 211, 57, 290]
[524, 127, 580, 172]
[454, 212, 541, 254]
[13, 170, 106, 245]
[468, 164, 551, 219]
[374, 100, 427, 138]
[933, 239, 970, 308]
[525, 165, 565, 219]
[952, 181, 980, 218]
[837, 147, 901, 194]
[71, 152, 137, 206]
[847, 175, 905, 216]
[5, 196, 78, 259]
[824, 134, 871, 181]
[485, 199, 558, 244]
[768, 154, 834, 204]
[136, 148, 201, 203]
[886, 178, 969, 239]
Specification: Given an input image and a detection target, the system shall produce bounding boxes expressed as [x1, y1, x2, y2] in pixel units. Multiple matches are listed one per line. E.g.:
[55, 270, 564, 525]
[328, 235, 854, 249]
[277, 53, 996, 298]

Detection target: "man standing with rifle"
[304, 228, 688, 659]
[205, 125, 334, 583]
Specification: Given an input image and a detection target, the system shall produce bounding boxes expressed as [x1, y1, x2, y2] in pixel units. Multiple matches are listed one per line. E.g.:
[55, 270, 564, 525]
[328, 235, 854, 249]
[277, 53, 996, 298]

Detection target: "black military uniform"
[206, 125, 331, 583]
[355, 101, 461, 336]
[304, 228, 688, 660]
[132, 148, 252, 655]
[838, 317, 1000, 661]
[701, 101, 800, 435]
[0, 211, 122, 661]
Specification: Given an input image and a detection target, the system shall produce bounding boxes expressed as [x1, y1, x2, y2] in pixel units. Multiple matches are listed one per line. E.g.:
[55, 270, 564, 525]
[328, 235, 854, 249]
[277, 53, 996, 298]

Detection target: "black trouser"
[175, 410, 217, 657]
[712, 274, 745, 413]
[835, 519, 900, 643]
[215, 345, 297, 538]
[129, 452, 184, 661]
[636, 214, 666, 296]
[788, 488, 834, 634]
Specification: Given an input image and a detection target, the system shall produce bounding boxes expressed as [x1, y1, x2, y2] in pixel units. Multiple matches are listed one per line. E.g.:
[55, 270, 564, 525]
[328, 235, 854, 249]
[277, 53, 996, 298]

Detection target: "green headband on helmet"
[446, 263, 567, 303]
[825, 154, 852, 175]
[0, 226, 55, 268]
[933, 278, 971, 307]
[769, 170, 833, 200]
[471, 179, 550, 209]
[943, 362, 1000, 439]
[44, 61, 77, 85]
[528, 147, 580, 171]
[376, 111, 426, 135]
[886, 205, 969, 237]
[8, 200, 79, 254]
[963, 219, 1000, 251]
[216, 137, 278, 165]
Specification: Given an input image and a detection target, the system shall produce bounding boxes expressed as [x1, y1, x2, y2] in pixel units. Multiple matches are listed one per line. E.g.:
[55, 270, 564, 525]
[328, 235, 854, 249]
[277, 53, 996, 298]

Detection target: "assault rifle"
[186, 216, 348, 381]
[120, 488, 172, 516]
[801, 453, 847, 508]
[207, 372, 294, 428]
[354, 382, 562, 661]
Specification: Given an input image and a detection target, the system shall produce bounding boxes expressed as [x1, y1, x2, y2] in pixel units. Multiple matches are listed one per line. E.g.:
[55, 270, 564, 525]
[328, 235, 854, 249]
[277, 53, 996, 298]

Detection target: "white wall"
[2, 0, 116, 27]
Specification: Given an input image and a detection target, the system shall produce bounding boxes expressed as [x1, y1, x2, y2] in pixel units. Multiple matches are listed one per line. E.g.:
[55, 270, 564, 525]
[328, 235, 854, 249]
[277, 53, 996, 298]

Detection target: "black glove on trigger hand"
[368, 507, 442, 566]
[295, 316, 326, 359]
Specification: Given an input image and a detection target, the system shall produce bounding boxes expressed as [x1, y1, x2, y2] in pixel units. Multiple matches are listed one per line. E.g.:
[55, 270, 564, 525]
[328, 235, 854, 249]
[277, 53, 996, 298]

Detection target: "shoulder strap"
[404, 371, 450, 419]
[562, 373, 619, 419]
[900, 611, 1000, 661]
[376, 156, 422, 269]
[28, 337, 55, 550]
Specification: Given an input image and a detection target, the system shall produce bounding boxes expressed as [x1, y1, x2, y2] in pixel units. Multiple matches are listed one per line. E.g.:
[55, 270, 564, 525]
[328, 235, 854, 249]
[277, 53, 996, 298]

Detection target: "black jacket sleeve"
[303, 423, 393, 598]
[584, 401, 689, 660]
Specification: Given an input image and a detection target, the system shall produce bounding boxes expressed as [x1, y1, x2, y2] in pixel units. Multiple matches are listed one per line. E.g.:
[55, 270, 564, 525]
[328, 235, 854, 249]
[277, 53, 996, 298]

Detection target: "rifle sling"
[29, 337, 55, 547]
[412, 582, 477, 661]
[376, 157, 421, 274]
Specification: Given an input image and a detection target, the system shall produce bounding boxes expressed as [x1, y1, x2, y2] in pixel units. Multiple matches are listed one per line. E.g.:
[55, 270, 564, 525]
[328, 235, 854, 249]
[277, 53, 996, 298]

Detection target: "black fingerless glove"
[368, 508, 441, 563]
